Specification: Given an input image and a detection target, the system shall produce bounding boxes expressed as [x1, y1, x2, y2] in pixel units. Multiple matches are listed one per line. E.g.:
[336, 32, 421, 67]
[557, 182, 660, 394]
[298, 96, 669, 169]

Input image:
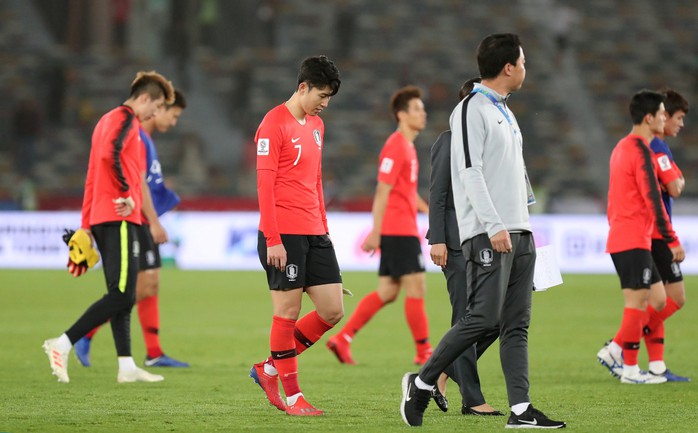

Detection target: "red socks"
[270, 316, 301, 397]
[85, 325, 100, 339]
[138, 295, 163, 359]
[618, 308, 645, 366]
[646, 297, 681, 333]
[339, 291, 384, 338]
[294, 310, 333, 356]
[405, 297, 430, 354]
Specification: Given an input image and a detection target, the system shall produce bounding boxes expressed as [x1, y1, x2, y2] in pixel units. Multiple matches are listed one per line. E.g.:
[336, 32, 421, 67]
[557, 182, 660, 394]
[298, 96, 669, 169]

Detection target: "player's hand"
[267, 243, 287, 271]
[149, 221, 168, 244]
[67, 258, 88, 277]
[671, 244, 685, 263]
[113, 196, 135, 217]
[361, 231, 381, 255]
[490, 230, 512, 254]
[430, 243, 448, 267]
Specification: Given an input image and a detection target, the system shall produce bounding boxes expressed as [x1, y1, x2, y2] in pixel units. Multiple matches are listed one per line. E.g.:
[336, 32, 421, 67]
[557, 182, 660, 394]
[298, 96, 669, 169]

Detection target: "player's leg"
[135, 228, 190, 368]
[645, 240, 688, 380]
[610, 249, 666, 384]
[250, 232, 321, 415]
[296, 234, 344, 359]
[402, 271, 432, 364]
[327, 235, 403, 364]
[327, 275, 398, 364]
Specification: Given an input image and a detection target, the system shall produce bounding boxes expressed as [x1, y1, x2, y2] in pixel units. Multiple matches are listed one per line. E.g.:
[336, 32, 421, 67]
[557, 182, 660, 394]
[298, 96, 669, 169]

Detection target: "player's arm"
[80, 146, 96, 231]
[256, 123, 285, 270]
[103, 108, 136, 215]
[317, 158, 329, 234]
[428, 132, 450, 266]
[362, 181, 391, 253]
[141, 171, 167, 244]
[636, 144, 684, 261]
[655, 152, 684, 198]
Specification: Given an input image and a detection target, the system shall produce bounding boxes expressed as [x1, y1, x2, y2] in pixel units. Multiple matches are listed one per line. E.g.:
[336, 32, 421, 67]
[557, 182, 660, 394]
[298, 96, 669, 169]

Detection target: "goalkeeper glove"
[62, 229, 100, 277]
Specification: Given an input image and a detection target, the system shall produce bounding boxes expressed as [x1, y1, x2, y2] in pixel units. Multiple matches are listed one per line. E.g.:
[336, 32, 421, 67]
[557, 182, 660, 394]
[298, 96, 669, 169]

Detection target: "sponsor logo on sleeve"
[257, 138, 270, 155]
[657, 154, 672, 172]
[379, 157, 394, 174]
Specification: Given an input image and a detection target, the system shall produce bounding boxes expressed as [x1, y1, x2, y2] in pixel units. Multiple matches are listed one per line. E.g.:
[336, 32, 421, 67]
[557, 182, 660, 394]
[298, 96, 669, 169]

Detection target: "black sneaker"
[506, 405, 566, 429]
[400, 372, 432, 426]
[431, 386, 448, 412]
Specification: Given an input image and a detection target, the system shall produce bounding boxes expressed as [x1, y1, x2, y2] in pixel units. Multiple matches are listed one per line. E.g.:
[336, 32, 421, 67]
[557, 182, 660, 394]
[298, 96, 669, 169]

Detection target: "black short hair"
[297, 55, 341, 96]
[458, 77, 481, 100]
[171, 89, 187, 109]
[390, 85, 422, 122]
[658, 88, 689, 116]
[629, 89, 665, 125]
[477, 33, 522, 79]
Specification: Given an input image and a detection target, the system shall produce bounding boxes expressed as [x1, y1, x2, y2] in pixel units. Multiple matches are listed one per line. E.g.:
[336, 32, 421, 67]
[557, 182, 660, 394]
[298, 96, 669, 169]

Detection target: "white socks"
[118, 356, 137, 371]
[56, 334, 72, 352]
[415, 376, 433, 391]
[648, 361, 667, 375]
[511, 402, 530, 416]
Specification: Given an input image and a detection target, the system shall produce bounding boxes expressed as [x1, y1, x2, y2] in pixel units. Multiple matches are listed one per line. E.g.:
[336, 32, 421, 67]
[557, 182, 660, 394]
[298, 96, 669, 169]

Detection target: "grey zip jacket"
[449, 82, 531, 245]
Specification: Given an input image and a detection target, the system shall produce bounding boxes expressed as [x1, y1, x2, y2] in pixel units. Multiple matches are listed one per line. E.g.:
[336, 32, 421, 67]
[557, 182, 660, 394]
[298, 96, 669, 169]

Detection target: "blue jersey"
[649, 136, 674, 219]
[140, 128, 180, 216]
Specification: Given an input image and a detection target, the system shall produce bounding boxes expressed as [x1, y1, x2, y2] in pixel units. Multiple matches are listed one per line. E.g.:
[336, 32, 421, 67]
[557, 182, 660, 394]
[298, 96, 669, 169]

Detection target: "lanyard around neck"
[471, 88, 518, 136]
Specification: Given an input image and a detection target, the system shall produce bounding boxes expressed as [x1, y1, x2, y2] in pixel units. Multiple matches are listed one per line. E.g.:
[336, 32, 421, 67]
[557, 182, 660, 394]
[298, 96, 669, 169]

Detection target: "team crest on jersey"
[480, 248, 494, 266]
[257, 138, 270, 156]
[642, 267, 652, 285]
[379, 157, 394, 174]
[313, 129, 322, 148]
[286, 264, 299, 282]
[657, 155, 672, 172]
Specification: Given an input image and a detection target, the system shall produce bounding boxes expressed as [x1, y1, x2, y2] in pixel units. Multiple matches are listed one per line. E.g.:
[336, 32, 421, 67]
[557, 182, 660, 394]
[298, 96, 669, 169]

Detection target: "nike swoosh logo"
[292, 137, 301, 143]
[405, 382, 413, 401]
[276, 350, 295, 359]
[519, 418, 538, 425]
[497, 119, 504, 124]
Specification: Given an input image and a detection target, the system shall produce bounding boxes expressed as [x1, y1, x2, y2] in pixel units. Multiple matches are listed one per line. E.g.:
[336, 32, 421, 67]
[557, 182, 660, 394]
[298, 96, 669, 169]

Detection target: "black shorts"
[136, 224, 161, 270]
[610, 249, 662, 290]
[257, 231, 342, 290]
[651, 239, 683, 283]
[379, 235, 425, 278]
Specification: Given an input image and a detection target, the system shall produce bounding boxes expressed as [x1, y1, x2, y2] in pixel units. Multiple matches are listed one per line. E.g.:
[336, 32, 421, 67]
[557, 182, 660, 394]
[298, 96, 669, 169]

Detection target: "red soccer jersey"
[81, 105, 145, 228]
[606, 134, 679, 253]
[377, 131, 419, 236]
[651, 145, 682, 240]
[256, 104, 328, 246]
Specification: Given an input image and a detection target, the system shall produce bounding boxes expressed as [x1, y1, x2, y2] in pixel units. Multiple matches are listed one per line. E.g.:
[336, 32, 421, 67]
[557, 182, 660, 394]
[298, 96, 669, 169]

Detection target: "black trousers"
[65, 221, 139, 356]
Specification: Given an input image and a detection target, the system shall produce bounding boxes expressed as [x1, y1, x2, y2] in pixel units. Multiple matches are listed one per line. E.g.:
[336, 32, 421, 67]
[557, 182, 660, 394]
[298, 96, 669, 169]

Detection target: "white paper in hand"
[533, 245, 563, 291]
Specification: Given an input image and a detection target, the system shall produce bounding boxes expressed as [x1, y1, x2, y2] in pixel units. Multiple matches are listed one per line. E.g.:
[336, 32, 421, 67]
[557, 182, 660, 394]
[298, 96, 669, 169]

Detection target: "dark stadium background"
[1, 0, 696, 214]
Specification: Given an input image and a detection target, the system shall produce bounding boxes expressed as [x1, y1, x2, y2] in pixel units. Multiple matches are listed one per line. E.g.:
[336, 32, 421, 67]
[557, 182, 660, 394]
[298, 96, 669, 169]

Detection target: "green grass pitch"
[1, 269, 697, 432]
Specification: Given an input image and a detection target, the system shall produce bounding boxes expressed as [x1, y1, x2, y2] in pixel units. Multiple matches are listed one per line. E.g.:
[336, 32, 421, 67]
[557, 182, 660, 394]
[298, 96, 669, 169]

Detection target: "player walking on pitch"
[249, 55, 344, 416]
[327, 86, 432, 366]
[42, 71, 174, 383]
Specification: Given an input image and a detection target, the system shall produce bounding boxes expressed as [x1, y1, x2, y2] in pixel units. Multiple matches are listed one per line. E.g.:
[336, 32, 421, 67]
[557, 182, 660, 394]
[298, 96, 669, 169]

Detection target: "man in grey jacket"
[427, 77, 501, 417]
[401, 33, 565, 429]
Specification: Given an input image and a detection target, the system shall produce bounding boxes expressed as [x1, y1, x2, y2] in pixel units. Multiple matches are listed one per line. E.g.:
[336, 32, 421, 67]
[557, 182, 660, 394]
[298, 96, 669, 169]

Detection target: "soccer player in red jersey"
[249, 55, 344, 416]
[73, 90, 189, 369]
[599, 89, 691, 382]
[600, 89, 685, 384]
[42, 71, 174, 383]
[327, 86, 431, 366]
[644, 89, 690, 381]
